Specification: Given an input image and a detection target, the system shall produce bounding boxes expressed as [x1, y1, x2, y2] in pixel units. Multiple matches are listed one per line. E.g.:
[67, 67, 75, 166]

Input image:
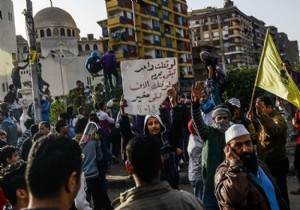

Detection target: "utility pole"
[131, 0, 140, 59]
[25, 0, 42, 123]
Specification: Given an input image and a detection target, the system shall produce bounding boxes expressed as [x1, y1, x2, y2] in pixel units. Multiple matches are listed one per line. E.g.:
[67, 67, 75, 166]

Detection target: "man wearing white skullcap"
[214, 124, 287, 210]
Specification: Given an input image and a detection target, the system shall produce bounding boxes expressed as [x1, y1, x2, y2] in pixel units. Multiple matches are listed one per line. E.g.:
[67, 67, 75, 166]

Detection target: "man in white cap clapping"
[214, 124, 288, 210]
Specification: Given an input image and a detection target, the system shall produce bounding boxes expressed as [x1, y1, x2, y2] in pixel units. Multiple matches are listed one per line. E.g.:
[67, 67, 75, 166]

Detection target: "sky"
[13, 0, 300, 44]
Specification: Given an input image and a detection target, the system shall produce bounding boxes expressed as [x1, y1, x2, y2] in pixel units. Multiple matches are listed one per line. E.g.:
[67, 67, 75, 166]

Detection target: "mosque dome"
[34, 7, 78, 29]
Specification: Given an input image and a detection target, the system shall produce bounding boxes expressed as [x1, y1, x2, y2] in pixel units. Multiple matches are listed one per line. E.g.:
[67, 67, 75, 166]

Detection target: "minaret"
[224, 0, 234, 8]
[50, 0, 53, 7]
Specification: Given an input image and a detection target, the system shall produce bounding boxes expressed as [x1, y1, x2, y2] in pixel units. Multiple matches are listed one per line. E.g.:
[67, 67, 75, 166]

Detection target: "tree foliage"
[222, 67, 265, 112]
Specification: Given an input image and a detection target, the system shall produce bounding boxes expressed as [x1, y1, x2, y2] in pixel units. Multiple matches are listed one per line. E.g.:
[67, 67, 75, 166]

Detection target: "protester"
[55, 119, 70, 138]
[191, 81, 232, 210]
[11, 61, 29, 90]
[17, 118, 34, 150]
[249, 95, 290, 207]
[101, 50, 119, 89]
[187, 119, 203, 203]
[0, 128, 8, 148]
[38, 121, 51, 136]
[199, 89, 215, 126]
[199, 51, 222, 105]
[290, 109, 300, 195]
[0, 160, 28, 210]
[4, 84, 21, 122]
[85, 51, 102, 78]
[25, 135, 82, 210]
[225, 97, 257, 141]
[215, 124, 288, 210]
[79, 120, 113, 210]
[113, 135, 203, 210]
[0, 110, 18, 146]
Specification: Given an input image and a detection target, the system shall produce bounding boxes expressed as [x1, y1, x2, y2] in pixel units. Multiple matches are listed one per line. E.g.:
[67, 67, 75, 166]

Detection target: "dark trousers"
[86, 176, 112, 210]
[265, 157, 290, 208]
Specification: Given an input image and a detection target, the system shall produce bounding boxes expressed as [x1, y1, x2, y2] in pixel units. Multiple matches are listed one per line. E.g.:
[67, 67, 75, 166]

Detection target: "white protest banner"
[121, 57, 178, 115]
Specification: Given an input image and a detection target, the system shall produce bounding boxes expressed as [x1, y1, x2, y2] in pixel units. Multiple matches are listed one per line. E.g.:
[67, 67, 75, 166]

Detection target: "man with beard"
[214, 124, 288, 210]
[191, 81, 232, 210]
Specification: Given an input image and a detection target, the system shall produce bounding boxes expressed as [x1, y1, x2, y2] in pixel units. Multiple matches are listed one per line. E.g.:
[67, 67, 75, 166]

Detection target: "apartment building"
[189, 1, 262, 69]
[104, 0, 193, 91]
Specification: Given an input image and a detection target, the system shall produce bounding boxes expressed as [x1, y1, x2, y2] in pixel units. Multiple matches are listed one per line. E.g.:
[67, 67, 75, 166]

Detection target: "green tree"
[222, 67, 265, 112]
[49, 98, 65, 124]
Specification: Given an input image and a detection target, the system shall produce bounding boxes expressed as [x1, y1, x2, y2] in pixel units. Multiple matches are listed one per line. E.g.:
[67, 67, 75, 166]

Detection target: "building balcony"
[107, 16, 126, 27]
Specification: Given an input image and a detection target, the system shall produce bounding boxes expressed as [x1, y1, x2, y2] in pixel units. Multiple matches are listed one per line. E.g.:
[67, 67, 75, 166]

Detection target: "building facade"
[13, 6, 106, 98]
[189, 4, 258, 69]
[0, 0, 17, 98]
[104, 0, 193, 92]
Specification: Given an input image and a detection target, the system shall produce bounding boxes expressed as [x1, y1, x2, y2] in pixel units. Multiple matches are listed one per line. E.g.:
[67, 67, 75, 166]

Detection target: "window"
[8, 12, 13, 21]
[150, 6, 157, 12]
[46, 28, 51, 36]
[128, 28, 133, 36]
[93, 44, 98, 50]
[203, 33, 209, 39]
[40, 30, 45, 38]
[72, 30, 75, 37]
[23, 47, 28, 53]
[78, 45, 82, 52]
[67, 29, 71, 37]
[53, 28, 59, 36]
[85, 45, 90, 51]
[0, 11, 2, 20]
[154, 35, 160, 42]
[126, 12, 132, 20]
[153, 20, 159, 27]
[60, 28, 65, 36]
[163, 10, 169, 19]
[156, 50, 162, 55]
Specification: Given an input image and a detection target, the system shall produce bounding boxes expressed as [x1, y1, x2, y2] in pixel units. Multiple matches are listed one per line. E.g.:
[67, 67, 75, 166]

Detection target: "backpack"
[87, 57, 102, 74]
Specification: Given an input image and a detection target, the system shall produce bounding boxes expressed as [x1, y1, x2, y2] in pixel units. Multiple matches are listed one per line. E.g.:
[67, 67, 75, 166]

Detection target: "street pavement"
[107, 141, 300, 210]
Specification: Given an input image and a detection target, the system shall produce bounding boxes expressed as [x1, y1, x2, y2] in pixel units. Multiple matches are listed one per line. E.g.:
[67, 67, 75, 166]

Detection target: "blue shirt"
[249, 166, 280, 210]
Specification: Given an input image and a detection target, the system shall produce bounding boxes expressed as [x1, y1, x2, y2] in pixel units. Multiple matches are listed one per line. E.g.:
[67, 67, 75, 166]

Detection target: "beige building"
[103, 0, 193, 93]
[189, 1, 259, 69]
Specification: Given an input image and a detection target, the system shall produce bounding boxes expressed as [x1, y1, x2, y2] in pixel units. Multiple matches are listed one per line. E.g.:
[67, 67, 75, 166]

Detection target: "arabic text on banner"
[121, 57, 178, 115]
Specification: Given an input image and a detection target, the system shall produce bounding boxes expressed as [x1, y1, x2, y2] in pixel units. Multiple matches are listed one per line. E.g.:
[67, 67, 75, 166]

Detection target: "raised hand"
[191, 81, 204, 103]
[167, 88, 177, 107]
[120, 95, 128, 115]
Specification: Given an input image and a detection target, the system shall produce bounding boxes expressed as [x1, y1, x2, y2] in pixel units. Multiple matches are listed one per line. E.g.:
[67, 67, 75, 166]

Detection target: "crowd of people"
[0, 52, 299, 210]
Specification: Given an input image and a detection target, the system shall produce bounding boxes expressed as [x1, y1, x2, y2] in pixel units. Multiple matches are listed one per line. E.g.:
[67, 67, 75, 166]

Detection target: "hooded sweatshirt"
[1, 118, 18, 146]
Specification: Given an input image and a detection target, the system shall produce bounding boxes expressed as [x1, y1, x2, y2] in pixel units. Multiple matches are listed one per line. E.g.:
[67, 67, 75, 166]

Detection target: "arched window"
[53, 28, 59, 36]
[72, 30, 75, 37]
[93, 44, 98, 50]
[85, 45, 90, 51]
[46, 28, 51, 37]
[78, 45, 82, 52]
[23, 47, 28, 53]
[67, 29, 71, 37]
[60, 28, 65, 36]
[40, 29, 45, 38]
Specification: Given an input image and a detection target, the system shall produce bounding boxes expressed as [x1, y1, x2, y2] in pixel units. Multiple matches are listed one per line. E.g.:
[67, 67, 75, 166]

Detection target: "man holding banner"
[248, 29, 300, 209]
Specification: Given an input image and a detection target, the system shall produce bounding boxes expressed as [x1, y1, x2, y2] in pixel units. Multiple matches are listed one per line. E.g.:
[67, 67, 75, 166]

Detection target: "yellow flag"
[255, 29, 300, 108]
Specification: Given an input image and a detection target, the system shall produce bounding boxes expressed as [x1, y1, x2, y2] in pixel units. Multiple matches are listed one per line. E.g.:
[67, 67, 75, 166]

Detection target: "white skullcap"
[225, 124, 250, 143]
[106, 99, 113, 108]
[228, 98, 241, 108]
